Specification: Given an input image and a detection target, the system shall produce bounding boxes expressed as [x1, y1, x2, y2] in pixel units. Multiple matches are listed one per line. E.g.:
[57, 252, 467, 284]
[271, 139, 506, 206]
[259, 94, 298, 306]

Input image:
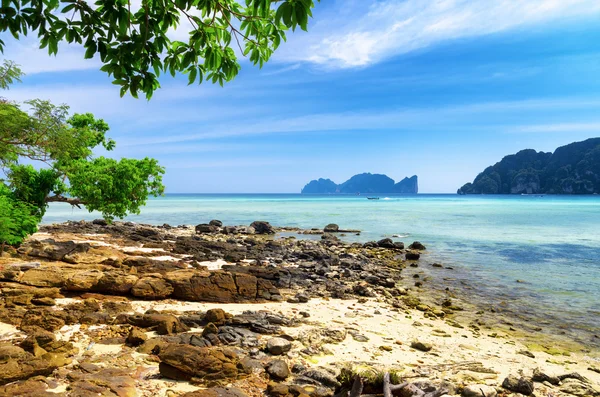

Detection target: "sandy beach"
[0, 220, 598, 397]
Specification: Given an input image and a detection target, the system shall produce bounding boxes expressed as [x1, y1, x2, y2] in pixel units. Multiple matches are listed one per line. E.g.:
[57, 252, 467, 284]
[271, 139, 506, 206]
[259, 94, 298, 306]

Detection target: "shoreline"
[0, 220, 599, 396]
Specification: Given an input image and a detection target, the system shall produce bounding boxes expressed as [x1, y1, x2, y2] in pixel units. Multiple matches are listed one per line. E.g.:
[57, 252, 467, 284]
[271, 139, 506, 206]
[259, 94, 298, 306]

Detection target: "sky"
[3, 0, 600, 193]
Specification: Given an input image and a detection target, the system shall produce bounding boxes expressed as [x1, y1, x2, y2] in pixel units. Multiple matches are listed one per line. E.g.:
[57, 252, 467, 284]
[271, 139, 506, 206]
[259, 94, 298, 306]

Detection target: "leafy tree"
[0, 0, 318, 99]
[0, 63, 165, 252]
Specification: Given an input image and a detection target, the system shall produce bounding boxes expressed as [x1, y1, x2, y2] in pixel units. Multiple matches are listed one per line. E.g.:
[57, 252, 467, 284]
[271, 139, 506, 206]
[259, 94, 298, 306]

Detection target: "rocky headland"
[0, 220, 598, 397]
[301, 174, 418, 194]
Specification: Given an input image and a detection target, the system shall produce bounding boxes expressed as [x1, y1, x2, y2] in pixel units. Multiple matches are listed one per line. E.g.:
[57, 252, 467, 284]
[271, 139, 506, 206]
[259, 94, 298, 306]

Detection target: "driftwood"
[350, 372, 447, 397]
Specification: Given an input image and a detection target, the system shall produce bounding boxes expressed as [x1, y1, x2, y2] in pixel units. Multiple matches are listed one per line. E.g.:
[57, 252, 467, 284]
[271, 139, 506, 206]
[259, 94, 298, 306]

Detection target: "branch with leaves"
[0, 0, 318, 99]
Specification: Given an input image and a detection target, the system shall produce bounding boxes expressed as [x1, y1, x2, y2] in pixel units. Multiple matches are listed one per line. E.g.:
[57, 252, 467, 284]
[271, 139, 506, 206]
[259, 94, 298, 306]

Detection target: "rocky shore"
[0, 220, 598, 397]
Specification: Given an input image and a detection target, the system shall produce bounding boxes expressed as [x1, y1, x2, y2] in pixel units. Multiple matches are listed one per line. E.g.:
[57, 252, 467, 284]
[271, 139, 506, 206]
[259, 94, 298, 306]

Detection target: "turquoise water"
[42, 194, 600, 344]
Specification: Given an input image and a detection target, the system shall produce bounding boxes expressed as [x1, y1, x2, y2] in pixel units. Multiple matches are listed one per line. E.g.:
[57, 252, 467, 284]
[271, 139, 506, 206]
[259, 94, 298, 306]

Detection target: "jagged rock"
[463, 384, 497, 397]
[502, 375, 534, 395]
[131, 276, 174, 299]
[267, 337, 292, 355]
[250, 221, 275, 234]
[158, 343, 239, 381]
[266, 359, 290, 380]
[323, 224, 339, 233]
[20, 309, 65, 332]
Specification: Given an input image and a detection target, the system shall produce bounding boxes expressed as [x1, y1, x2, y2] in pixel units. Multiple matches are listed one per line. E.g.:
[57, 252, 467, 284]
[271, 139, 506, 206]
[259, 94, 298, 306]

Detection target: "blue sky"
[4, 0, 600, 193]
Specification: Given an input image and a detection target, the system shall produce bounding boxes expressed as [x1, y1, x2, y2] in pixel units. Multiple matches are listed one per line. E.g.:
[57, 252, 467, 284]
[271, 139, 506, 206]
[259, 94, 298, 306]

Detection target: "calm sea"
[42, 194, 600, 344]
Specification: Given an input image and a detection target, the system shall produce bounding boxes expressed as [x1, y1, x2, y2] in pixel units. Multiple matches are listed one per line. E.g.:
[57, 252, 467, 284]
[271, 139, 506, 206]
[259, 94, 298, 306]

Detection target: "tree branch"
[45, 195, 87, 208]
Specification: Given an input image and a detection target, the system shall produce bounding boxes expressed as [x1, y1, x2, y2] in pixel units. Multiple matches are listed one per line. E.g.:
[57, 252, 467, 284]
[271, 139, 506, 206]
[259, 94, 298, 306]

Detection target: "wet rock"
[406, 251, 421, 260]
[463, 384, 497, 397]
[266, 359, 290, 380]
[502, 375, 534, 395]
[410, 340, 432, 352]
[323, 224, 339, 233]
[158, 343, 239, 381]
[377, 238, 397, 249]
[409, 241, 426, 250]
[267, 337, 292, 355]
[126, 327, 148, 347]
[131, 275, 174, 299]
[250, 221, 275, 234]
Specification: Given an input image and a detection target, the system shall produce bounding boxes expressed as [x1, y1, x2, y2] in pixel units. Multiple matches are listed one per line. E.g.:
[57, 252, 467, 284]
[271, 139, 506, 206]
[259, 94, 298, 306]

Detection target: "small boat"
[367, 197, 380, 200]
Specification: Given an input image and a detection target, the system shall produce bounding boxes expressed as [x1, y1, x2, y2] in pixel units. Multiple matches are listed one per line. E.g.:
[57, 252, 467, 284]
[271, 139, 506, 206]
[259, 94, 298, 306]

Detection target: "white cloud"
[277, 0, 600, 68]
[5, 40, 100, 74]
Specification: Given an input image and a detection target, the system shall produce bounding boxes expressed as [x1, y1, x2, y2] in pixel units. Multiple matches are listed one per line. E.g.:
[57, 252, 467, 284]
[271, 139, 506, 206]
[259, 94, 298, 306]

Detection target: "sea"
[42, 194, 600, 346]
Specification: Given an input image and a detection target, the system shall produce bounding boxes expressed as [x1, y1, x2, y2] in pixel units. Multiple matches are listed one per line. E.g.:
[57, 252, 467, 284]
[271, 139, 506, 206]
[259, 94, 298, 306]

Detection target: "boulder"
[158, 343, 239, 381]
[250, 221, 275, 235]
[409, 241, 426, 250]
[131, 276, 174, 299]
[267, 337, 292, 355]
[66, 367, 137, 397]
[205, 308, 231, 325]
[0, 353, 70, 385]
[406, 251, 421, 260]
[502, 375, 534, 395]
[266, 359, 290, 380]
[376, 238, 396, 249]
[323, 224, 339, 233]
[209, 220, 223, 227]
[196, 224, 219, 234]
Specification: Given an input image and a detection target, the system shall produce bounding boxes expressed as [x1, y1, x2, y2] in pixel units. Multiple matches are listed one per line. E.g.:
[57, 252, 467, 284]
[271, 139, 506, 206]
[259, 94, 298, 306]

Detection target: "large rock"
[266, 360, 290, 380]
[502, 375, 534, 395]
[323, 224, 339, 233]
[0, 352, 70, 385]
[409, 241, 426, 250]
[158, 343, 240, 381]
[267, 337, 292, 355]
[182, 387, 249, 397]
[17, 240, 90, 262]
[131, 276, 174, 299]
[66, 367, 137, 397]
[196, 224, 219, 234]
[165, 270, 279, 303]
[250, 221, 275, 235]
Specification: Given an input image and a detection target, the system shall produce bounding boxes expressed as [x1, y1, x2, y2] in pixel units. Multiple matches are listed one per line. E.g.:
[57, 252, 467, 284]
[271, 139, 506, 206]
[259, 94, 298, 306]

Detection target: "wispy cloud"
[277, 0, 600, 68]
[515, 122, 600, 133]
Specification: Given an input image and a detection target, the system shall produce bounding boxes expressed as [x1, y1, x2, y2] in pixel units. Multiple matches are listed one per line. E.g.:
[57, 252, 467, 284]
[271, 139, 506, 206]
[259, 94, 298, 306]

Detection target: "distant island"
[458, 137, 600, 195]
[301, 173, 418, 194]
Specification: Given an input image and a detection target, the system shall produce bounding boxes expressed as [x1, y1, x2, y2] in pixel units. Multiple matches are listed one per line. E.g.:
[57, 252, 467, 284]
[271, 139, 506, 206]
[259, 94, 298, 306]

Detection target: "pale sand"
[129, 298, 600, 387]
